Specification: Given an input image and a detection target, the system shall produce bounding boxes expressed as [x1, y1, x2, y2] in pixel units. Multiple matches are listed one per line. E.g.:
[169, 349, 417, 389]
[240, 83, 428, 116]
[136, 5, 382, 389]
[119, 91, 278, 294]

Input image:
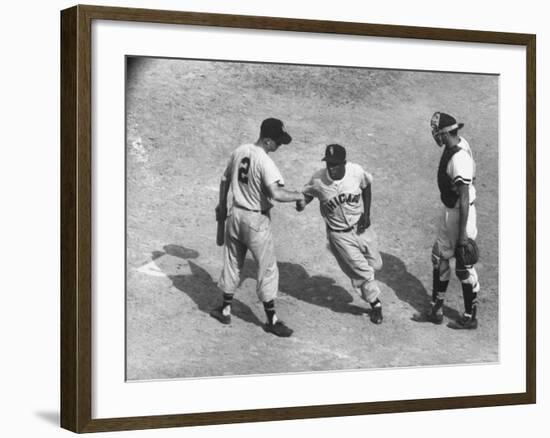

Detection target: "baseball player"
[296, 144, 384, 324]
[210, 118, 306, 337]
[421, 112, 481, 329]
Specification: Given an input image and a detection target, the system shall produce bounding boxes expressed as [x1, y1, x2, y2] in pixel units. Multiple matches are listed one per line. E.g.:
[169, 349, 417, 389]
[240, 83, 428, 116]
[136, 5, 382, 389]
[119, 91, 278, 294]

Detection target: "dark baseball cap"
[431, 112, 464, 133]
[322, 144, 346, 164]
[260, 118, 292, 145]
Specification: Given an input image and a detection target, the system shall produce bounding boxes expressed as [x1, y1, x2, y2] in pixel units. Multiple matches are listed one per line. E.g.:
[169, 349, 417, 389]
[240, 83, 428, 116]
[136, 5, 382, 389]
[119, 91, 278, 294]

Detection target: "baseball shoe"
[209, 307, 231, 325]
[264, 320, 293, 337]
[452, 313, 478, 330]
[412, 307, 443, 324]
[426, 307, 444, 324]
[370, 306, 383, 324]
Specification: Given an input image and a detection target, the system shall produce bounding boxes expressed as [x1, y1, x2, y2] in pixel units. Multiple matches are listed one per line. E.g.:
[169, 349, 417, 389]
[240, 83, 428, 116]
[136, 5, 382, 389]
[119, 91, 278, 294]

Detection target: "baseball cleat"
[370, 306, 383, 324]
[209, 307, 231, 325]
[453, 314, 478, 330]
[426, 309, 444, 325]
[264, 320, 293, 337]
[411, 308, 443, 324]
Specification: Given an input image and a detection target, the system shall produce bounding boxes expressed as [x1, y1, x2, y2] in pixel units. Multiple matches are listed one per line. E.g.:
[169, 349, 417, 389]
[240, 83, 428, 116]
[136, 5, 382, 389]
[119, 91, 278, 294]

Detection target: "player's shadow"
[152, 246, 461, 323]
[377, 252, 461, 321]
[241, 260, 367, 316]
[376, 252, 429, 312]
[158, 244, 264, 328]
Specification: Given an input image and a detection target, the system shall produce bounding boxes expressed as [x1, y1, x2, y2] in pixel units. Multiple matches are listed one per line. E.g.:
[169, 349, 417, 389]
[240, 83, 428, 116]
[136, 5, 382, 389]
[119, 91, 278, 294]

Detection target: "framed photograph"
[60, 4, 536, 433]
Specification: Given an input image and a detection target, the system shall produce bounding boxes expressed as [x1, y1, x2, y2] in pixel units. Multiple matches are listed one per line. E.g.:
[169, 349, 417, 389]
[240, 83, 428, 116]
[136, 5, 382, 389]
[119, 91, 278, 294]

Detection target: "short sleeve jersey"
[227, 144, 284, 211]
[303, 162, 372, 231]
[447, 137, 477, 203]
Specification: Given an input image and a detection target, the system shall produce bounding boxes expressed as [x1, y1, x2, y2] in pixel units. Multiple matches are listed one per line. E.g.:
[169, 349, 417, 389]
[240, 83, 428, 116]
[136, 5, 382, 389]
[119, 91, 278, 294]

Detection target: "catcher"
[420, 112, 481, 329]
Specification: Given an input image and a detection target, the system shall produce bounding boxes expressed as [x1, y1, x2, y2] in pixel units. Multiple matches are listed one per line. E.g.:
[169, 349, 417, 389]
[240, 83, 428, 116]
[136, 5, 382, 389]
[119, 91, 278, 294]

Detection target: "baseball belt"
[234, 205, 270, 216]
[327, 223, 357, 233]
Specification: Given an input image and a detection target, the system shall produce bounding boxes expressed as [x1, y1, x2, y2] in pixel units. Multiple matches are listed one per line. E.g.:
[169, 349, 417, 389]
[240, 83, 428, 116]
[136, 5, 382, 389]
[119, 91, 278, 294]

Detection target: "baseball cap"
[431, 112, 464, 133]
[260, 118, 292, 145]
[322, 144, 346, 164]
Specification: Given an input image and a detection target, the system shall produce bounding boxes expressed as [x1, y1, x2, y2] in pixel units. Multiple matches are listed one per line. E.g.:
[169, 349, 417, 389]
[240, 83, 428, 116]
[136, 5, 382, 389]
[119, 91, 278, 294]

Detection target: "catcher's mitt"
[455, 238, 479, 266]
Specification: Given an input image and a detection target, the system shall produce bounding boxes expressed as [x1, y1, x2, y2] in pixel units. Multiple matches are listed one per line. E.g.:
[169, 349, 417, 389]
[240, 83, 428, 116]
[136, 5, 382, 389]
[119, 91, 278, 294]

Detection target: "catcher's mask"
[430, 112, 464, 147]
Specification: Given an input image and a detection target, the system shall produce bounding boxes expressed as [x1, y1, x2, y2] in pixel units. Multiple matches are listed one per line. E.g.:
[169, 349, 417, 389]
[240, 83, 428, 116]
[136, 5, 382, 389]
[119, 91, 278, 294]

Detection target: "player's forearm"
[271, 187, 305, 203]
[362, 185, 372, 217]
[457, 188, 470, 241]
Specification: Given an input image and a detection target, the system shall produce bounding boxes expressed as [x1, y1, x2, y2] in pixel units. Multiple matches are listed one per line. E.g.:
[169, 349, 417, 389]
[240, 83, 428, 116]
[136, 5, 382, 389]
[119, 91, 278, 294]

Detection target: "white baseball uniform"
[433, 137, 480, 291]
[303, 162, 383, 303]
[217, 143, 283, 302]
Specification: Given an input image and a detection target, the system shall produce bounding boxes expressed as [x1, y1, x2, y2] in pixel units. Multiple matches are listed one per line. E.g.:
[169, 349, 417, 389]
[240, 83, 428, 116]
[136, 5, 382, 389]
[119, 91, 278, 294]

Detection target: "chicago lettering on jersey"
[322, 192, 361, 214]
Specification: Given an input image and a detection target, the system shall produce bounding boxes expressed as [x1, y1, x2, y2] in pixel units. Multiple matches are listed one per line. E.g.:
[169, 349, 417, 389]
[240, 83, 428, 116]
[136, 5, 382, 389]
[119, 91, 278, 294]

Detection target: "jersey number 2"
[238, 157, 250, 184]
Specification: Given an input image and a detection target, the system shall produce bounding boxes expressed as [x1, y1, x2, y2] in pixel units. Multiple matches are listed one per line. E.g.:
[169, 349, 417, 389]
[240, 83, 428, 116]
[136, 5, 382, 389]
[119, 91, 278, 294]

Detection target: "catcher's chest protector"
[437, 145, 461, 208]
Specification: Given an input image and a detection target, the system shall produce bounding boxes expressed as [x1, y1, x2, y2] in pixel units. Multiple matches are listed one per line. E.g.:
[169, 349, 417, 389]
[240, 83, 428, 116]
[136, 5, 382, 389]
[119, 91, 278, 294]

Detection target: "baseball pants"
[432, 204, 480, 290]
[327, 226, 383, 303]
[217, 207, 278, 302]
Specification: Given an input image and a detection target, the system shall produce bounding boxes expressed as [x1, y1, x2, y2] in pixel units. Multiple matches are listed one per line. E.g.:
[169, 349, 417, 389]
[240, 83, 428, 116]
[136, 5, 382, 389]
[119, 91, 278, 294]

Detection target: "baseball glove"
[455, 238, 479, 266]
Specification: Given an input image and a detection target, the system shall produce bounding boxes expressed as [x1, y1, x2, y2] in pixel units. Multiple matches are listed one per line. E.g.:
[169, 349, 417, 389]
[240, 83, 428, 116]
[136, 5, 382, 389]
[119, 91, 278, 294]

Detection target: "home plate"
[136, 261, 167, 277]
[136, 254, 193, 277]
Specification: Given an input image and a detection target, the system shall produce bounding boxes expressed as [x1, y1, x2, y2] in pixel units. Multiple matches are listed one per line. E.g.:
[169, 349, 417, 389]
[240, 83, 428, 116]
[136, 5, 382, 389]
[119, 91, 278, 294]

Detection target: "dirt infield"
[125, 57, 498, 380]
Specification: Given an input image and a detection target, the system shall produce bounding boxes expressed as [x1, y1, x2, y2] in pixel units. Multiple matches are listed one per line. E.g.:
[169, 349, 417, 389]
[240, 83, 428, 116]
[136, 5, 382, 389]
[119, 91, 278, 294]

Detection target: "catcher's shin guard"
[462, 283, 477, 315]
[454, 262, 479, 324]
[431, 248, 450, 303]
[429, 265, 448, 324]
[460, 282, 479, 316]
[432, 268, 449, 303]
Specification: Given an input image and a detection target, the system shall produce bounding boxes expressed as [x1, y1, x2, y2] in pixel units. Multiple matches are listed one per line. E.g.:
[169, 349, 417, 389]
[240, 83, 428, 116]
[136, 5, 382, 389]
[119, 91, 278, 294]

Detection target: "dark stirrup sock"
[263, 300, 276, 324]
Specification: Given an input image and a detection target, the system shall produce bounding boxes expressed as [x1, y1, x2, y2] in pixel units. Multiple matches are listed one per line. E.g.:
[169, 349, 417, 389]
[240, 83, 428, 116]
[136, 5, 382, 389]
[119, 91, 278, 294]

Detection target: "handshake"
[296, 183, 316, 212]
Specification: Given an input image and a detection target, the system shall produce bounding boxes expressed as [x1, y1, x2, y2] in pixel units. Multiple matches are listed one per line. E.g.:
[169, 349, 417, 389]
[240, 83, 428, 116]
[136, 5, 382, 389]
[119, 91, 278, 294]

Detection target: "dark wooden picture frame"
[61, 4, 536, 433]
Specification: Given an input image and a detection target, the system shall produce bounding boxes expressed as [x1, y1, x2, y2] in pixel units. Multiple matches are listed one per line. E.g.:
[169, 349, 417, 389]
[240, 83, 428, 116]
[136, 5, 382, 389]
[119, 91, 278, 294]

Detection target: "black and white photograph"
[125, 56, 498, 381]
[2, 0, 546, 435]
